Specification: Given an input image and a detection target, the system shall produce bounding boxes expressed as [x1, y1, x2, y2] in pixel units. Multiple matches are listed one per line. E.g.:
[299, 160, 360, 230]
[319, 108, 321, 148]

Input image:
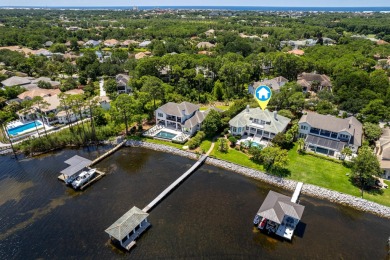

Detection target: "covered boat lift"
[256, 190, 305, 240]
[58, 155, 92, 182]
[105, 206, 150, 250]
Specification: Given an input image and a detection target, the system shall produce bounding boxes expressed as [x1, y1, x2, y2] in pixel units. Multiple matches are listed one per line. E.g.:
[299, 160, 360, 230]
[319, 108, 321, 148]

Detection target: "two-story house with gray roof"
[155, 101, 206, 136]
[229, 106, 290, 140]
[298, 112, 363, 157]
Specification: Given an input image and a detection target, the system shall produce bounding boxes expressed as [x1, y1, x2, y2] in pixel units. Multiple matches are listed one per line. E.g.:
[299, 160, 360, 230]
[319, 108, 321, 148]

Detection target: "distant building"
[298, 112, 363, 157]
[204, 29, 215, 37]
[297, 72, 332, 92]
[84, 40, 101, 47]
[1, 76, 31, 88]
[103, 39, 119, 47]
[287, 49, 305, 56]
[229, 106, 290, 140]
[248, 76, 288, 94]
[115, 74, 131, 94]
[139, 40, 152, 48]
[196, 42, 216, 49]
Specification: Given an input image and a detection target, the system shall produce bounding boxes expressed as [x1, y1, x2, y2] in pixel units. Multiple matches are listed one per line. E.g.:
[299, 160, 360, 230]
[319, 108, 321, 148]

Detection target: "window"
[233, 127, 237, 132]
[300, 125, 308, 130]
[253, 119, 259, 123]
[157, 113, 163, 117]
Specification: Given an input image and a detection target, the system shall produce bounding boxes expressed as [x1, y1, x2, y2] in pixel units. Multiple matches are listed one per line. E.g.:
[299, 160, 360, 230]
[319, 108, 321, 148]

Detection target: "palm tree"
[86, 97, 99, 141]
[32, 96, 50, 138]
[58, 93, 74, 133]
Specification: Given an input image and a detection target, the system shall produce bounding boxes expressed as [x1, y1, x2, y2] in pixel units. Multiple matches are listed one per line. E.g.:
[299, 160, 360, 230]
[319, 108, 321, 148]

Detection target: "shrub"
[187, 131, 206, 150]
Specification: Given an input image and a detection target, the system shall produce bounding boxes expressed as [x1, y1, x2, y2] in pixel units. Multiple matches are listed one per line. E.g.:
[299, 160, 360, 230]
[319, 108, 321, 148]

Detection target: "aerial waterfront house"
[144, 101, 211, 143]
[376, 127, 390, 180]
[155, 101, 207, 136]
[298, 112, 363, 157]
[229, 106, 290, 140]
[105, 206, 150, 250]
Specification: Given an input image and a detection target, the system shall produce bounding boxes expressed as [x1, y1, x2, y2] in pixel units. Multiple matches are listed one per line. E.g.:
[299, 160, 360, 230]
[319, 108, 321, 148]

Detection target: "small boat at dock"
[72, 169, 96, 189]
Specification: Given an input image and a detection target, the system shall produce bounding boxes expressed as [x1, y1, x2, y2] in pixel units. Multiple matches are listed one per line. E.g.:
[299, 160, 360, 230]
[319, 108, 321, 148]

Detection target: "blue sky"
[1, 1, 389, 7]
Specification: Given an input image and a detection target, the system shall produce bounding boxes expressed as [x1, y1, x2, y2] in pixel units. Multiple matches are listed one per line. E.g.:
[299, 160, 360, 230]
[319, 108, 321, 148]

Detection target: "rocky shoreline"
[126, 140, 390, 219]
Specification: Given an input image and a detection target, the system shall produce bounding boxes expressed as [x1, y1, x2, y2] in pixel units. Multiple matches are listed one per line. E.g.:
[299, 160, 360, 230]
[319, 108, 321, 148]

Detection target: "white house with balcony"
[298, 112, 363, 157]
[376, 127, 390, 180]
[155, 101, 206, 136]
[229, 106, 290, 140]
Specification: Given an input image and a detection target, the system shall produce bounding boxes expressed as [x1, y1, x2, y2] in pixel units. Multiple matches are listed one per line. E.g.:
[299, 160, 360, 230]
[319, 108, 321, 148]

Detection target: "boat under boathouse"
[256, 190, 305, 240]
[105, 206, 150, 250]
[58, 155, 92, 182]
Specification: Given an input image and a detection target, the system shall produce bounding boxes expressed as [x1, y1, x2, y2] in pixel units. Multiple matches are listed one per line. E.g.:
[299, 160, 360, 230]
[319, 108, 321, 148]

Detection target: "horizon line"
[1, 5, 390, 8]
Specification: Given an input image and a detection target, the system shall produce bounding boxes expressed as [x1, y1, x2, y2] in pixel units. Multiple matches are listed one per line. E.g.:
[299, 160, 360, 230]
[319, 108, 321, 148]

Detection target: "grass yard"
[127, 135, 185, 149]
[210, 145, 264, 171]
[199, 138, 213, 153]
[209, 141, 390, 207]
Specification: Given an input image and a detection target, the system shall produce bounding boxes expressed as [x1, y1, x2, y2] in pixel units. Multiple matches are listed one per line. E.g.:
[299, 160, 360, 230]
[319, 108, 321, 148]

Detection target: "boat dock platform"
[105, 154, 208, 251]
[291, 182, 303, 203]
[58, 140, 126, 185]
[143, 154, 207, 213]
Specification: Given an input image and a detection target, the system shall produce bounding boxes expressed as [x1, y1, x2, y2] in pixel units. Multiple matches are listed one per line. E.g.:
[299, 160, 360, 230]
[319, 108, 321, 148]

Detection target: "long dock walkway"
[291, 182, 303, 203]
[143, 154, 208, 212]
[89, 139, 127, 167]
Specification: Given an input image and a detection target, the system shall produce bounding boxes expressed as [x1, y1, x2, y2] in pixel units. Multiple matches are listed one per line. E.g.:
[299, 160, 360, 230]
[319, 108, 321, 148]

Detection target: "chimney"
[246, 105, 250, 112]
[273, 111, 278, 120]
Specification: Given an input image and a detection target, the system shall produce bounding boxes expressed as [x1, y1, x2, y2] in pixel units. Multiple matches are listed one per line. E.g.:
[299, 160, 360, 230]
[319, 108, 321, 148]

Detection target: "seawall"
[126, 140, 390, 219]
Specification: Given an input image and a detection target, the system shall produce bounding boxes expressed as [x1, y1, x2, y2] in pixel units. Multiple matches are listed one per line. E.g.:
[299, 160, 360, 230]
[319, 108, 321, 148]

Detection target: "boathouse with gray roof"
[229, 106, 290, 140]
[105, 206, 150, 250]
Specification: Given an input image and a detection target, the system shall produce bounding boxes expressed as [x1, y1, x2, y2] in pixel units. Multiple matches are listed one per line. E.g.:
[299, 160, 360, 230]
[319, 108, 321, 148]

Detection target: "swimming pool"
[7, 121, 42, 136]
[155, 131, 177, 140]
[243, 140, 263, 148]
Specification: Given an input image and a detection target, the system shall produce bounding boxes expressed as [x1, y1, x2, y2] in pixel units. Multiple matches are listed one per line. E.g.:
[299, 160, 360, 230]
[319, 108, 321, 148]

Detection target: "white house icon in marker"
[255, 85, 272, 110]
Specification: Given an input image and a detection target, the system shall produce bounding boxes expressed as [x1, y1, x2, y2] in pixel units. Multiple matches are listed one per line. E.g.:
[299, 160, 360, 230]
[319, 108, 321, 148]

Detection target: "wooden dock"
[89, 140, 127, 167]
[142, 154, 207, 213]
[80, 169, 105, 190]
[291, 182, 303, 203]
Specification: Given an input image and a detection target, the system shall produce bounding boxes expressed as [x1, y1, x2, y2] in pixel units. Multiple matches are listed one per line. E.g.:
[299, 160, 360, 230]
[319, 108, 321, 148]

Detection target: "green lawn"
[215, 105, 230, 111]
[210, 146, 264, 171]
[200, 138, 213, 153]
[127, 136, 185, 149]
[209, 142, 390, 207]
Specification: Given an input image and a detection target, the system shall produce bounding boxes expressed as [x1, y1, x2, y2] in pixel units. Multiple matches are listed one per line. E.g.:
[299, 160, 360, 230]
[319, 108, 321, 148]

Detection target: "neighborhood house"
[229, 106, 291, 140]
[376, 128, 390, 179]
[298, 112, 363, 157]
[155, 101, 207, 136]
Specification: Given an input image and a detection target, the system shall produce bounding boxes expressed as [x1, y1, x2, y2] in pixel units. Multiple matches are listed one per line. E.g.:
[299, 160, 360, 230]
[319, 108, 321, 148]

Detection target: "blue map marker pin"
[255, 85, 272, 110]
